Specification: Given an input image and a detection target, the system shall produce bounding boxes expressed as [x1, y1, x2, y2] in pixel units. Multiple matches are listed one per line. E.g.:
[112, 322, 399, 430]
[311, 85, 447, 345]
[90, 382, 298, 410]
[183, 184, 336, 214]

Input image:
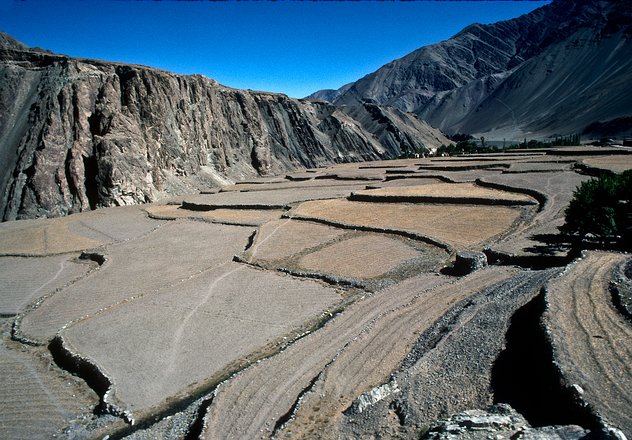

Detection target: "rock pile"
[422, 404, 589, 440]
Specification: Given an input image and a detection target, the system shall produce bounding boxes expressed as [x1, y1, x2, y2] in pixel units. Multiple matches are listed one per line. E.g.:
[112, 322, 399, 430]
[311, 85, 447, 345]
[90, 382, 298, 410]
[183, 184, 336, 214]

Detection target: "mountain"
[0, 34, 447, 220]
[310, 0, 632, 140]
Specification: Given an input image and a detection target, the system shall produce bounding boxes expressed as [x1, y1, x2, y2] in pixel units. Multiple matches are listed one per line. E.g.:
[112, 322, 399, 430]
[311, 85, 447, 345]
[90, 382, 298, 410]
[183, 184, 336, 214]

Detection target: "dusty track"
[544, 252, 632, 437]
[201, 267, 517, 439]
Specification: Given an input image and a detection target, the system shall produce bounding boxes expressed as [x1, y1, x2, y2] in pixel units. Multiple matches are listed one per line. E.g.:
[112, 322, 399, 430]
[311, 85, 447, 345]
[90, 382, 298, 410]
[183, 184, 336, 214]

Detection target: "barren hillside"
[312, 0, 632, 140]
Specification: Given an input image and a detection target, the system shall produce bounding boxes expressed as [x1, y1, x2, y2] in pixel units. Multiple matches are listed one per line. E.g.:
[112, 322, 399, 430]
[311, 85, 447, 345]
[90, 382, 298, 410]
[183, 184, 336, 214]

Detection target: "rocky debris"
[453, 251, 488, 275]
[0, 33, 448, 221]
[345, 380, 401, 415]
[340, 269, 560, 439]
[312, 0, 632, 139]
[421, 404, 589, 440]
[610, 257, 632, 321]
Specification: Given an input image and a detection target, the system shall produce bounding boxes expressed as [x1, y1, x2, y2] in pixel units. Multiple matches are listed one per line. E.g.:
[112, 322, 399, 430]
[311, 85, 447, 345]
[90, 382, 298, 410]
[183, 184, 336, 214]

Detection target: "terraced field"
[544, 252, 632, 437]
[145, 204, 283, 226]
[290, 199, 523, 248]
[60, 262, 342, 417]
[0, 255, 93, 317]
[0, 329, 97, 439]
[581, 155, 632, 173]
[1, 150, 631, 439]
[350, 182, 537, 205]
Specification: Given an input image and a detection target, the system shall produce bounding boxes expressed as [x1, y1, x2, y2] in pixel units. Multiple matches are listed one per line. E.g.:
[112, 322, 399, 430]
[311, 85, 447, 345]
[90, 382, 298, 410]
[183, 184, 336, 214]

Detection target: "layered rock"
[0, 33, 448, 220]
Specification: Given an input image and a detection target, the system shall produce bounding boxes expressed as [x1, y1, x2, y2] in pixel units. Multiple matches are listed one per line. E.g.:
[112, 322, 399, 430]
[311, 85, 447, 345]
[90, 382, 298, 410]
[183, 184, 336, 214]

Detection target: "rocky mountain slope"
[311, 0, 632, 140]
[0, 33, 447, 221]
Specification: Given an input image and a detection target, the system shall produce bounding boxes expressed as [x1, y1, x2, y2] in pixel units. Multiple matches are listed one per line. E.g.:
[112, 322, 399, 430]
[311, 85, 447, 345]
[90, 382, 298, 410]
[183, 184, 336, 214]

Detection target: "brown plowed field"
[581, 155, 632, 174]
[351, 182, 536, 204]
[0, 255, 93, 316]
[3, 155, 628, 439]
[291, 199, 523, 248]
[0, 206, 161, 256]
[145, 204, 283, 225]
[544, 252, 632, 437]
[0, 327, 97, 439]
[296, 234, 419, 279]
[246, 219, 346, 263]
[181, 185, 366, 208]
[366, 177, 446, 188]
[220, 179, 372, 193]
[481, 172, 590, 257]
[18, 221, 252, 343]
[61, 262, 342, 416]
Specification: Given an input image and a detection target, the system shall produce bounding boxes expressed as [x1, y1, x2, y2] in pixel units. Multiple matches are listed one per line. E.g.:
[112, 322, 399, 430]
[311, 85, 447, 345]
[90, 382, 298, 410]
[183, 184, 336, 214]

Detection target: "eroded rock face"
[0, 34, 448, 220]
[422, 404, 589, 440]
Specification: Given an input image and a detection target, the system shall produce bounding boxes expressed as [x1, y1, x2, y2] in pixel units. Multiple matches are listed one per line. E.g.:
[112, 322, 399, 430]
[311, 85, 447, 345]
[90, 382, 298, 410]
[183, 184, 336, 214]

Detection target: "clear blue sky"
[0, 0, 549, 98]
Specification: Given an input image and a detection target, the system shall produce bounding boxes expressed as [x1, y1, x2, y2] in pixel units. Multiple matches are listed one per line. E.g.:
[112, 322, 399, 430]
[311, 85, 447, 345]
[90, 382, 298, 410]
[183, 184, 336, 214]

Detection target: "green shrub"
[561, 170, 632, 248]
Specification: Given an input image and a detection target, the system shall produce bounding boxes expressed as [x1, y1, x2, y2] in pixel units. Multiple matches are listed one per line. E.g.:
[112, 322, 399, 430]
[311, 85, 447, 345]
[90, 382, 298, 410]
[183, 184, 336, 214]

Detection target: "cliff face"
[312, 0, 632, 139]
[0, 35, 448, 220]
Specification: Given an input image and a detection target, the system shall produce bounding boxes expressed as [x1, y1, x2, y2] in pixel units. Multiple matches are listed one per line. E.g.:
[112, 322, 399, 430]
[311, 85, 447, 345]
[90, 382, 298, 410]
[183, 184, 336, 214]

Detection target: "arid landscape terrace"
[1, 148, 631, 439]
[1, 0, 632, 437]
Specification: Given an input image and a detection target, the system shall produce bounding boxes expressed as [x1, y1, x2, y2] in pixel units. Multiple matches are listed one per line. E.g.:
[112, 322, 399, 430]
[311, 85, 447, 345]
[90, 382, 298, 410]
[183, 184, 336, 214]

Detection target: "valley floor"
[1, 148, 631, 439]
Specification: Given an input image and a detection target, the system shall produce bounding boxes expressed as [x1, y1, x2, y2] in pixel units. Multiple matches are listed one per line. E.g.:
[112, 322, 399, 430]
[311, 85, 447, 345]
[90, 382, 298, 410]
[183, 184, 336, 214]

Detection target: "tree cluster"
[510, 133, 581, 149]
[561, 170, 632, 249]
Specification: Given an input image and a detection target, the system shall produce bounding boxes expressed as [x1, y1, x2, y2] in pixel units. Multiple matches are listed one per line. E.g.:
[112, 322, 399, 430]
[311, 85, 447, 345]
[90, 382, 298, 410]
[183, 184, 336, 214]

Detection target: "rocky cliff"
[311, 0, 632, 140]
[0, 34, 447, 220]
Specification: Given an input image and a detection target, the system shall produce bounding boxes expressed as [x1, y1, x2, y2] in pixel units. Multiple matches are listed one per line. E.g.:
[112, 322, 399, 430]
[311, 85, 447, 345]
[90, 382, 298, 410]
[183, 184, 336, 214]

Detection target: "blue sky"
[0, 0, 548, 98]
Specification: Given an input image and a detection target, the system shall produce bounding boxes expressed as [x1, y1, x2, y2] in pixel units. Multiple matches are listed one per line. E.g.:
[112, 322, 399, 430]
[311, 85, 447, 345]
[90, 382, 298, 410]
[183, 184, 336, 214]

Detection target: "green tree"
[561, 170, 632, 247]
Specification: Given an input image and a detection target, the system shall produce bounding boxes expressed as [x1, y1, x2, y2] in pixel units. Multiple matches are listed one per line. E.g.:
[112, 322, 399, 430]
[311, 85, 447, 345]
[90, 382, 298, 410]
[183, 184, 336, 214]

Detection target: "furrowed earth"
[1, 148, 631, 440]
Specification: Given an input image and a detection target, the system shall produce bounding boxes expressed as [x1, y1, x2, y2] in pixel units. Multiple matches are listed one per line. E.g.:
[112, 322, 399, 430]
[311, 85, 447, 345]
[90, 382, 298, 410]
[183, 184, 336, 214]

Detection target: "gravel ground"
[339, 269, 560, 439]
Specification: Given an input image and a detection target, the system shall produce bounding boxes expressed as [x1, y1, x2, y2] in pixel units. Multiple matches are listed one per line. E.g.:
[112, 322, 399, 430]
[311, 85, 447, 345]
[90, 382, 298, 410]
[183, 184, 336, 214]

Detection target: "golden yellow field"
[291, 199, 523, 248]
[145, 204, 283, 225]
[351, 182, 536, 204]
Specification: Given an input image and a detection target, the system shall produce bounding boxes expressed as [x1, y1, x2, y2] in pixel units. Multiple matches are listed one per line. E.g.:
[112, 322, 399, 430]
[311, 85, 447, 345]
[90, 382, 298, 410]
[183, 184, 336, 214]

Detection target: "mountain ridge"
[0, 33, 447, 220]
[310, 0, 632, 140]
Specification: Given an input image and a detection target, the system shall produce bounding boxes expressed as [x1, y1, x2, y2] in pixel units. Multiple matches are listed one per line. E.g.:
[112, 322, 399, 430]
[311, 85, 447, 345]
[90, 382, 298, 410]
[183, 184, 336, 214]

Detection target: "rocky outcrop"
[453, 251, 488, 275]
[311, 0, 632, 140]
[0, 34, 448, 220]
[421, 404, 590, 440]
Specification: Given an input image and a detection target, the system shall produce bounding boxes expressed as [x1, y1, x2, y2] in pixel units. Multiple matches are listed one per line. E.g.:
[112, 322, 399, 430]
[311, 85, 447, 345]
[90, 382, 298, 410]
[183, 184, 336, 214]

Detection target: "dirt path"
[201, 267, 518, 439]
[544, 252, 632, 436]
[481, 172, 590, 258]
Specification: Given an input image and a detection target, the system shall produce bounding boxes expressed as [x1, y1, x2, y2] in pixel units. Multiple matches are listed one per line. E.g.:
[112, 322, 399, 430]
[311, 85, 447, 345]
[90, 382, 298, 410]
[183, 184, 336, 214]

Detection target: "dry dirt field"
[581, 155, 632, 174]
[350, 182, 537, 205]
[1, 150, 630, 440]
[290, 198, 524, 248]
[145, 204, 283, 226]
